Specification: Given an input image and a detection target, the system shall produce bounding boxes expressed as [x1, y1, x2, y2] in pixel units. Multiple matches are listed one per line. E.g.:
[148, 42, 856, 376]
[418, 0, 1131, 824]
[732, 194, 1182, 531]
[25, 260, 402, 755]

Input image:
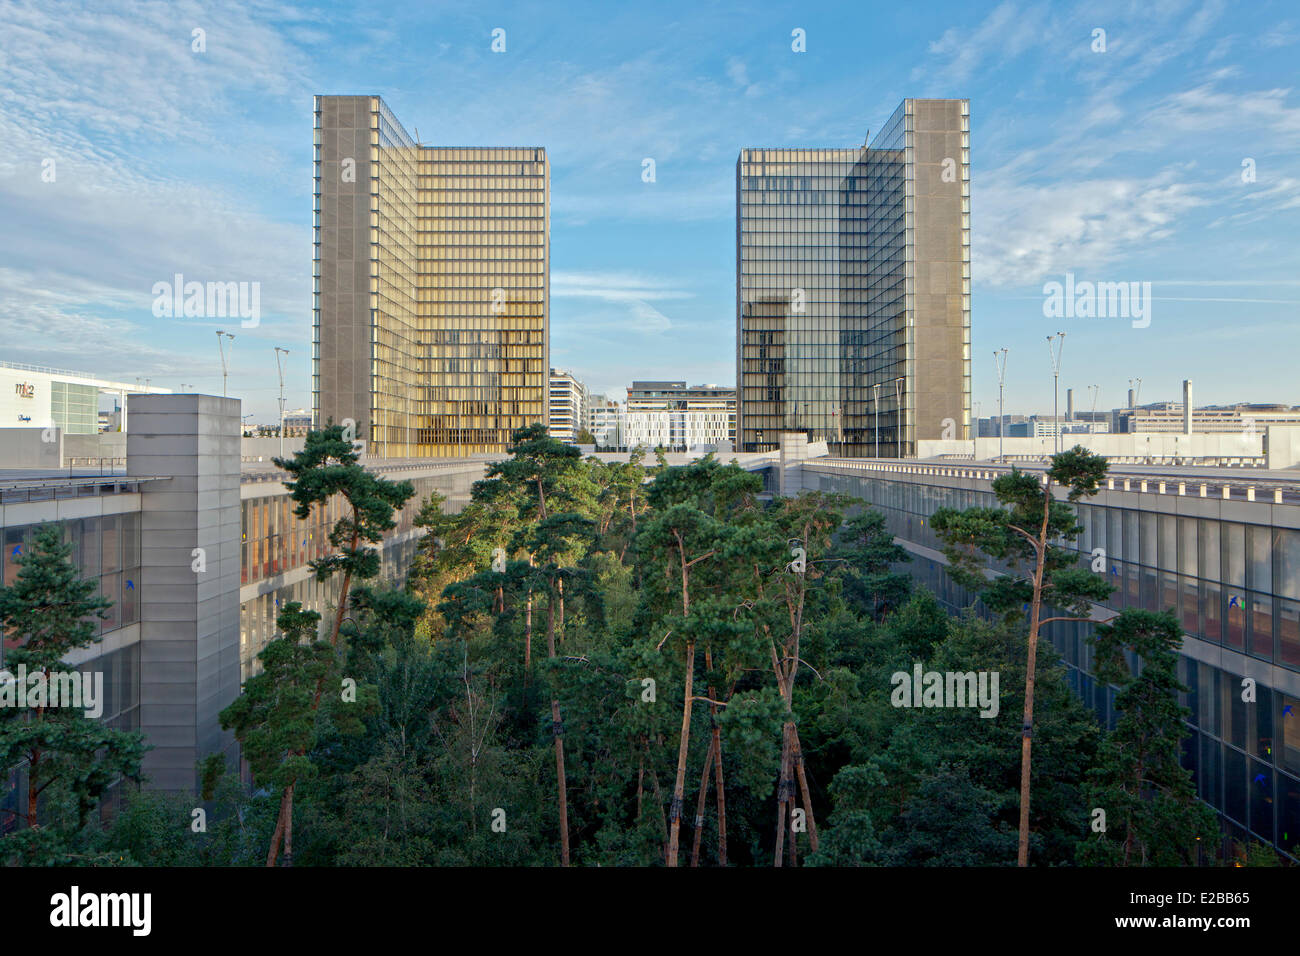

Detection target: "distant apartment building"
[978, 414, 1029, 438]
[737, 98, 971, 457]
[586, 395, 625, 450]
[313, 95, 549, 458]
[1116, 403, 1300, 435]
[283, 409, 312, 437]
[548, 368, 587, 443]
[624, 381, 736, 452]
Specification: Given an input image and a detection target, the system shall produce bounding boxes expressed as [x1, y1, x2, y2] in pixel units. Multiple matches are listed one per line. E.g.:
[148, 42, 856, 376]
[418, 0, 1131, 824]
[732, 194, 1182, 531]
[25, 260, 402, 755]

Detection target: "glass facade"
[238, 473, 449, 676]
[807, 462, 1300, 861]
[738, 99, 970, 457]
[50, 380, 98, 434]
[1, 513, 141, 642]
[314, 95, 549, 458]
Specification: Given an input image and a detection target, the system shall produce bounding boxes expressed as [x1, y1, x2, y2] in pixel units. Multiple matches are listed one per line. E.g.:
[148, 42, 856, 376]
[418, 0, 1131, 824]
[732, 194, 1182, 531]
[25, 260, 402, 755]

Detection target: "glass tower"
[737, 99, 970, 457]
[314, 95, 549, 458]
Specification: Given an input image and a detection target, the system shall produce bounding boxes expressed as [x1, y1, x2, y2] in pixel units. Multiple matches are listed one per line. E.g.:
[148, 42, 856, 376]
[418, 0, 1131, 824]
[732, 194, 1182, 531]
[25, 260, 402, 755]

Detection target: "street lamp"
[993, 349, 1008, 462]
[274, 347, 290, 459]
[216, 330, 235, 397]
[1047, 332, 1065, 455]
[892, 377, 904, 459]
[872, 382, 881, 458]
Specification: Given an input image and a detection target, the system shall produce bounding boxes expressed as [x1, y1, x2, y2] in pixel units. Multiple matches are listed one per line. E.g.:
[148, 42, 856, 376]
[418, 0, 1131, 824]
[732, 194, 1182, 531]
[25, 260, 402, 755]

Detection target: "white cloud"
[974, 173, 1206, 286]
[552, 271, 692, 337]
[917, 1, 1048, 86]
[553, 271, 693, 303]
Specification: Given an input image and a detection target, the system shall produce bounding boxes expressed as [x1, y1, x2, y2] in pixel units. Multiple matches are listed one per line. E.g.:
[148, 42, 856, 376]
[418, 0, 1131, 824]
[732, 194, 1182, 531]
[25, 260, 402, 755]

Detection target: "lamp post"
[872, 382, 881, 458]
[892, 376, 904, 459]
[216, 330, 235, 397]
[274, 347, 290, 459]
[994, 349, 1008, 463]
[1047, 332, 1065, 455]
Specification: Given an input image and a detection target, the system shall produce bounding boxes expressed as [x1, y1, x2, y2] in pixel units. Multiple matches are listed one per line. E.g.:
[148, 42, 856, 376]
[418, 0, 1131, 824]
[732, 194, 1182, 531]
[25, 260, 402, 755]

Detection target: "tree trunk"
[1017, 485, 1053, 867]
[551, 696, 570, 866]
[546, 589, 557, 659]
[666, 638, 695, 867]
[703, 644, 728, 865]
[26, 746, 40, 826]
[773, 722, 792, 866]
[791, 725, 818, 854]
[328, 520, 360, 647]
[524, 588, 532, 671]
[524, 553, 534, 674]
[546, 584, 570, 865]
[689, 734, 716, 867]
[283, 781, 295, 867]
[713, 724, 728, 866]
[665, 531, 699, 868]
[266, 784, 290, 866]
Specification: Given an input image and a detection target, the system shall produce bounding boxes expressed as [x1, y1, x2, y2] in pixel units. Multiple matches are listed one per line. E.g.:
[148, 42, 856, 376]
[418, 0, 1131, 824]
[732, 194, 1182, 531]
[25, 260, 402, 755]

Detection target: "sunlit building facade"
[625, 381, 736, 452]
[737, 98, 970, 457]
[548, 368, 587, 443]
[314, 95, 549, 458]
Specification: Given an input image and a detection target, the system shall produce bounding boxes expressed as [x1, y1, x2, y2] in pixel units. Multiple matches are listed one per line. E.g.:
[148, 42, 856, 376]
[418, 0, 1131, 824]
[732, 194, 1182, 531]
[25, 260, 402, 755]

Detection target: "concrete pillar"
[127, 393, 242, 794]
[1066, 388, 1074, 422]
[1183, 380, 1193, 435]
[778, 431, 809, 496]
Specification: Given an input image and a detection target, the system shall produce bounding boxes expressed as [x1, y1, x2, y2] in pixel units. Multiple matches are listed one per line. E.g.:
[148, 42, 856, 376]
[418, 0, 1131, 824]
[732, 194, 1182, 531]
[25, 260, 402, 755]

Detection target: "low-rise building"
[624, 381, 735, 452]
[549, 369, 587, 443]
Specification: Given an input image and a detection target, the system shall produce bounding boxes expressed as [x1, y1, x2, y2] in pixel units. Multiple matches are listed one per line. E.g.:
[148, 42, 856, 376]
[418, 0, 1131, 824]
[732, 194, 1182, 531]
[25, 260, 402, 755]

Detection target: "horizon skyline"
[2, 0, 1298, 426]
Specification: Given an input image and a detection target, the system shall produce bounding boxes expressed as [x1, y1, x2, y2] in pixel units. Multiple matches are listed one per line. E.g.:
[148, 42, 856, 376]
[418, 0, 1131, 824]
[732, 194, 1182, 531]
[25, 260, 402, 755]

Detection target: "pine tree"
[931, 446, 1113, 865]
[0, 523, 146, 854]
[237, 425, 413, 865]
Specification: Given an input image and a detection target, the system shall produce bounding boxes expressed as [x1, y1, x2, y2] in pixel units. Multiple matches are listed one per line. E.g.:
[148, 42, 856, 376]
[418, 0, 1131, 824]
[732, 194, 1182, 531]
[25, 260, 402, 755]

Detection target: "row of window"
[815, 470, 1300, 669]
[1, 514, 141, 639]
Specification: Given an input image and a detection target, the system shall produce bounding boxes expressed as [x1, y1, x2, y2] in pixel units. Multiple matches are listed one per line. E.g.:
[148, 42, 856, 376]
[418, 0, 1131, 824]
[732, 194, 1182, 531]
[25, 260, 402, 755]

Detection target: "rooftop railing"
[805, 458, 1300, 505]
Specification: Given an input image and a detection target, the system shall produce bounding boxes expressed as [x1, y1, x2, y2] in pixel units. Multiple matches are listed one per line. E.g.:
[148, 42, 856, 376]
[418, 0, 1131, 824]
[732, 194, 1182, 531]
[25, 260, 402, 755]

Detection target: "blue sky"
[1, 0, 1297, 423]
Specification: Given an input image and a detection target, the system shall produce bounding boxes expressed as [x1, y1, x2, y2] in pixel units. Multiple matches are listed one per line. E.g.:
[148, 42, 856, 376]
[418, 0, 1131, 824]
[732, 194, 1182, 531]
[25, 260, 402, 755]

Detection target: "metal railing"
[805, 457, 1300, 505]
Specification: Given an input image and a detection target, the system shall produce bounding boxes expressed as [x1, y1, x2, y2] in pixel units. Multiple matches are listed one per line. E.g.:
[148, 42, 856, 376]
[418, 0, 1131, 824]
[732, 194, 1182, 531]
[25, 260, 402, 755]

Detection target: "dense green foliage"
[2, 430, 1237, 866]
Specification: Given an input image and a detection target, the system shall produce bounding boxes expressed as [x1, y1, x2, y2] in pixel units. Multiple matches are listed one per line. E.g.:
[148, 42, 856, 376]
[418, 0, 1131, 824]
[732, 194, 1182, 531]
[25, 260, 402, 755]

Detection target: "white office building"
[549, 369, 588, 443]
[586, 396, 625, 450]
[0, 361, 170, 434]
[624, 381, 736, 452]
